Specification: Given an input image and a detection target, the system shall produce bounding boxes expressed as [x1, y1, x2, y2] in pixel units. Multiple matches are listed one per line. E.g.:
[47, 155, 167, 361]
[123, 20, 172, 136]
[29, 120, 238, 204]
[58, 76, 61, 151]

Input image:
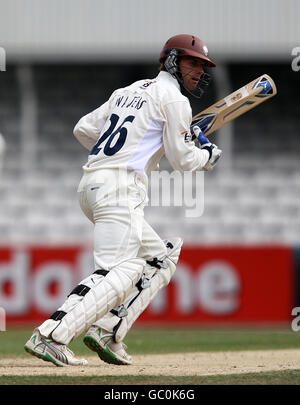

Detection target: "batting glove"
[192, 125, 222, 171]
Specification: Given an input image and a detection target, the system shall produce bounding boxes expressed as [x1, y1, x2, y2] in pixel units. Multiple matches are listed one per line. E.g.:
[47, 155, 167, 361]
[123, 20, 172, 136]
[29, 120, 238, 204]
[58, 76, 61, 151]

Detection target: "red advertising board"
[0, 245, 94, 324]
[141, 245, 295, 323]
[0, 245, 295, 326]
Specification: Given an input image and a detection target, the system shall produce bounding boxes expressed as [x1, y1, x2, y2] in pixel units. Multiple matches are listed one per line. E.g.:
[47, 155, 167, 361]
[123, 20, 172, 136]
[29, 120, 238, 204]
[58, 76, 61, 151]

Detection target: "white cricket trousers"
[37, 168, 168, 343]
[77, 168, 167, 269]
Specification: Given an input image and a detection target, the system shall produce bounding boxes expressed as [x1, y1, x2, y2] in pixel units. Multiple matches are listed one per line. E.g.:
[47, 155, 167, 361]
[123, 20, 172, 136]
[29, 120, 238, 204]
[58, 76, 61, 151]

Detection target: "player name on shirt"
[115, 95, 147, 110]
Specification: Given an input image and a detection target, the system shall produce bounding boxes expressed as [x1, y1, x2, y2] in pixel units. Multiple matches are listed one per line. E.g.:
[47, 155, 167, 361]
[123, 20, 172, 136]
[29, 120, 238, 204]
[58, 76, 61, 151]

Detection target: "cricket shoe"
[24, 329, 88, 367]
[83, 326, 132, 365]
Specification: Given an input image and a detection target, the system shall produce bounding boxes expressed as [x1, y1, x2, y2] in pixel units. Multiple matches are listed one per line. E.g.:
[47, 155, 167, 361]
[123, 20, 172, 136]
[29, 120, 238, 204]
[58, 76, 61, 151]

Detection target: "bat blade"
[191, 74, 277, 137]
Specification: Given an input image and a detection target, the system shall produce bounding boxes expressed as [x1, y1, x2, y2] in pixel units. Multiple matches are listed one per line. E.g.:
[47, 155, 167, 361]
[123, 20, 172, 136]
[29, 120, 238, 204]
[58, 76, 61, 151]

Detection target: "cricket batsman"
[24, 34, 222, 366]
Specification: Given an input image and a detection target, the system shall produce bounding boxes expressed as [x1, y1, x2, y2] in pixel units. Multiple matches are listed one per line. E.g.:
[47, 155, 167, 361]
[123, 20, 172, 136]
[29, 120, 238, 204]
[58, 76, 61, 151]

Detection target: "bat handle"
[191, 116, 214, 135]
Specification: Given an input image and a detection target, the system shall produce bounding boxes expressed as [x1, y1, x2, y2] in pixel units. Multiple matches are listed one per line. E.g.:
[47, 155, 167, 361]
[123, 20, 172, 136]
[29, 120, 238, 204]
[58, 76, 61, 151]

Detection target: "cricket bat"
[191, 74, 277, 138]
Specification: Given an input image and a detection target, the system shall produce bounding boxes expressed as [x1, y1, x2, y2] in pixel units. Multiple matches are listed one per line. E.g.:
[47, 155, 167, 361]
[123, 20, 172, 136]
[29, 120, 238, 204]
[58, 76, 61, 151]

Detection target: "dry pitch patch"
[1, 349, 300, 377]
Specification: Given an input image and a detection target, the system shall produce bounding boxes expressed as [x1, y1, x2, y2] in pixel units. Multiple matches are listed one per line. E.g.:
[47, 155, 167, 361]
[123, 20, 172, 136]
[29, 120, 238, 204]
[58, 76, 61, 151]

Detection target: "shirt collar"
[157, 71, 181, 91]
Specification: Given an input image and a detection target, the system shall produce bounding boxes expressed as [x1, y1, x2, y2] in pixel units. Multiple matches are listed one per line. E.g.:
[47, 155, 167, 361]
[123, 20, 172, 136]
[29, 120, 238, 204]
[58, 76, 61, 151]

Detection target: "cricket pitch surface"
[1, 349, 299, 376]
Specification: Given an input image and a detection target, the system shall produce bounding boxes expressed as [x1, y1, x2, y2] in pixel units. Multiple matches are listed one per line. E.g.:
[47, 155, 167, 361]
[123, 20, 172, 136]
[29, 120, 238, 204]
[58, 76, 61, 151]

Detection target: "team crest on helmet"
[203, 45, 209, 56]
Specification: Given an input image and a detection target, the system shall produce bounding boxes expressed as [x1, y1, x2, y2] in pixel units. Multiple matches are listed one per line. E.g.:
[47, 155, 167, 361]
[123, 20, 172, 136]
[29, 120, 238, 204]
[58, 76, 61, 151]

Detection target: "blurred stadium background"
[0, 0, 300, 329]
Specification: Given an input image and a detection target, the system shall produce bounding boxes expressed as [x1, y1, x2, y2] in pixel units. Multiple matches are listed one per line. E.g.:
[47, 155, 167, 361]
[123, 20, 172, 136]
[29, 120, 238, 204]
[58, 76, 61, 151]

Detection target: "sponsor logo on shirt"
[181, 130, 192, 142]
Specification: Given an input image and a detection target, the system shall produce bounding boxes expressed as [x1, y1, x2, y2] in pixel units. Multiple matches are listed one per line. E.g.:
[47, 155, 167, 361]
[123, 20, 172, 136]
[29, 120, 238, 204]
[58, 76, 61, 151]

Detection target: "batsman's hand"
[192, 125, 222, 171]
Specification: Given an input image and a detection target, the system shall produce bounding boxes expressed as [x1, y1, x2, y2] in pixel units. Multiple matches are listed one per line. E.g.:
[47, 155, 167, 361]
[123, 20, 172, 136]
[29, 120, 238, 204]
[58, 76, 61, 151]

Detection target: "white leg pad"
[39, 257, 145, 345]
[94, 264, 157, 332]
[113, 237, 183, 342]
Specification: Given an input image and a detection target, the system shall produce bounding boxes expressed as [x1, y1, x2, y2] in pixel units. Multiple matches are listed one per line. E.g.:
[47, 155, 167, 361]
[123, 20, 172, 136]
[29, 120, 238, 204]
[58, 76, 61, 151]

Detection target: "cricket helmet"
[159, 34, 216, 67]
[159, 34, 215, 99]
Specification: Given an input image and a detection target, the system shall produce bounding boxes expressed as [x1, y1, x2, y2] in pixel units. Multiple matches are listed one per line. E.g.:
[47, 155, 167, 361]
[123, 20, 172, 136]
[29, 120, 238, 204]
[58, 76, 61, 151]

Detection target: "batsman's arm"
[73, 101, 110, 151]
[162, 101, 211, 172]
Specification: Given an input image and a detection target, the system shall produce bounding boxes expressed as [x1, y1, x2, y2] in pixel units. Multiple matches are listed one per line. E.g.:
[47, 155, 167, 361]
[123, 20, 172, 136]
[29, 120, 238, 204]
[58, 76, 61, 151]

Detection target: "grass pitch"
[1, 325, 300, 385]
[2, 325, 300, 357]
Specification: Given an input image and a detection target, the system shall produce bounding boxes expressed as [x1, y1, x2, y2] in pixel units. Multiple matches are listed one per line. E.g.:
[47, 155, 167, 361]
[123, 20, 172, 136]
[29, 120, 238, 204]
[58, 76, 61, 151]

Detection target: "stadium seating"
[0, 63, 299, 245]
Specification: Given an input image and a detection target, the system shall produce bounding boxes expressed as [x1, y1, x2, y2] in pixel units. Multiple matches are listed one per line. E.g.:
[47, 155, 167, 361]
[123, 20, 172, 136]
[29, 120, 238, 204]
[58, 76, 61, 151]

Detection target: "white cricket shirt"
[73, 71, 209, 178]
